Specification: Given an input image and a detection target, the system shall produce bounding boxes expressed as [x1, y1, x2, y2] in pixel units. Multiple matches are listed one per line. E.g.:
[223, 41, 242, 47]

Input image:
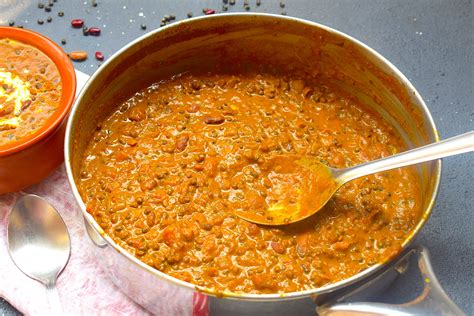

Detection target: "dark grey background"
[0, 0, 472, 315]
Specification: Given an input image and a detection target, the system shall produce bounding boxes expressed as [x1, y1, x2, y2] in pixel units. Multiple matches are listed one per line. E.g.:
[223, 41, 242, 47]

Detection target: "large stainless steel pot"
[64, 13, 463, 315]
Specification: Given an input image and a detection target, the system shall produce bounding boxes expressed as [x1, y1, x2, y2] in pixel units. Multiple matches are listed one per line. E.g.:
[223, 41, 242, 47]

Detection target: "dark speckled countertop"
[0, 1, 472, 315]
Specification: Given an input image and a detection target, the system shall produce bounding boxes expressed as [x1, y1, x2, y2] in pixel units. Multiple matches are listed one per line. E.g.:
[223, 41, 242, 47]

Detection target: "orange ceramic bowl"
[0, 27, 76, 194]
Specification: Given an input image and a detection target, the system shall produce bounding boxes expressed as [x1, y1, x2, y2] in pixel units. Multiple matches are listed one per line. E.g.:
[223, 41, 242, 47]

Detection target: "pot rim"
[64, 12, 441, 300]
[0, 27, 76, 155]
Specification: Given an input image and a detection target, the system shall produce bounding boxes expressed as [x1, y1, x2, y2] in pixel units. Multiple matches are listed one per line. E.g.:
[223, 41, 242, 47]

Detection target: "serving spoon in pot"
[7, 194, 71, 315]
[235, 131, 474, 226]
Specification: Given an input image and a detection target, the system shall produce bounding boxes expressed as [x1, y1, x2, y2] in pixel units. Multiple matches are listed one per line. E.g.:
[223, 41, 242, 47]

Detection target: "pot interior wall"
[69, 15, 438, 247]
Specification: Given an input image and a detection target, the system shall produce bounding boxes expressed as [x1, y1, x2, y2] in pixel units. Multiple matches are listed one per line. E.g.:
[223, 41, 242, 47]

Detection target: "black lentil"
[281, 11, 287, 15]
[280, 1, 285, 8]
[58, 11, 64, 17]
[45, 6, 51, 12]
[37, 19, 44, 25]
[230, 0, 235, 5]
[47, 16, 52, 23]
[187, 12, 193, 18]
[222, 4, 228, 11]
[61, 38, 67, 45]
[48, 0, 53, 6]
[38, 3, 44, 9]
[141, 23, 147, 30]
[17, 25, 23, 28]
[223, 0, 228, 3]
[83, 26, 89, 36]
[8, 21, 15, 26]
[256, 0, 261, 5]
[92, 0, 98, 7]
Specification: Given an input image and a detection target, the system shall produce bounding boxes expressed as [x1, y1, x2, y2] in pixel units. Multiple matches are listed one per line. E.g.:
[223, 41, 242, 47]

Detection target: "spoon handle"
[339, 131, 474, 182]
[46, 283, 64, 316]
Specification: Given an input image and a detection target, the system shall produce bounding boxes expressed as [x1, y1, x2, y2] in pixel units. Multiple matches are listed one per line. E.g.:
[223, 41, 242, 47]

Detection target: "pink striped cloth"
[0, 165, 209, 315]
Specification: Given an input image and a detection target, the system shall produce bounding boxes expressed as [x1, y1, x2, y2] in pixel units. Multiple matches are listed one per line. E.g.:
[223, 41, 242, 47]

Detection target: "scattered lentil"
[71, 19, 85, 28]
[95, 51, 104, 61]
[69, 51, 88, 61]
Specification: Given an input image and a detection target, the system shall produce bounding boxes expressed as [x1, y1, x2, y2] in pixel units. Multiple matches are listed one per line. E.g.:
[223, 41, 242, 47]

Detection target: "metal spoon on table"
[7, 194, 71, 315]
[235, 131, 474, 226]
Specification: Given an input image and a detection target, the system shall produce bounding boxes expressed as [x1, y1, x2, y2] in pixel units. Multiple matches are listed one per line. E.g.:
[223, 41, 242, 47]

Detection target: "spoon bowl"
[234, 156, 340, 225]
[235, 131, 474, 226]
[7, 194, 70, 314]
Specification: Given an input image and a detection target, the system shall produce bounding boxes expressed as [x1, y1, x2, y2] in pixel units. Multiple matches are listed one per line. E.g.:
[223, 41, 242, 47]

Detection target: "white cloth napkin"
[0, 165, 205, 315]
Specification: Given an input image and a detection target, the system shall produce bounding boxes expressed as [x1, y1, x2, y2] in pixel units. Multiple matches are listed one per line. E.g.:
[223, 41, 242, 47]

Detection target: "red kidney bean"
[71, 19, 84, 28]
[203, 115, 225, 125]
[88, 27, 101, 36]
[175, 135, 189, 152]
[95, 51, 104, 61]
[187, 104, 200, 113]
[271, 241, 286, 254]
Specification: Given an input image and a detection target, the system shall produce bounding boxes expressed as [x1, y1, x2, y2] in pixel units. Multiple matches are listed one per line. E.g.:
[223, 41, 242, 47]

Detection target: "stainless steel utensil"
[236, 131, 474, 225]
[7, 194, 71, 315]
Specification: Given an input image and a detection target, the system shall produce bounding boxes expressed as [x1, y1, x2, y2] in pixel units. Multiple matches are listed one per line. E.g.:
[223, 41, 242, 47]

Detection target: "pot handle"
[317, 246, 465, 316]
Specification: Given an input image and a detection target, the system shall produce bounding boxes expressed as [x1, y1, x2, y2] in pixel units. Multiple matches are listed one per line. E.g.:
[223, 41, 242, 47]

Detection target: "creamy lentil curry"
[78, 73, 421, 294]
[0, 38, 62, 145]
